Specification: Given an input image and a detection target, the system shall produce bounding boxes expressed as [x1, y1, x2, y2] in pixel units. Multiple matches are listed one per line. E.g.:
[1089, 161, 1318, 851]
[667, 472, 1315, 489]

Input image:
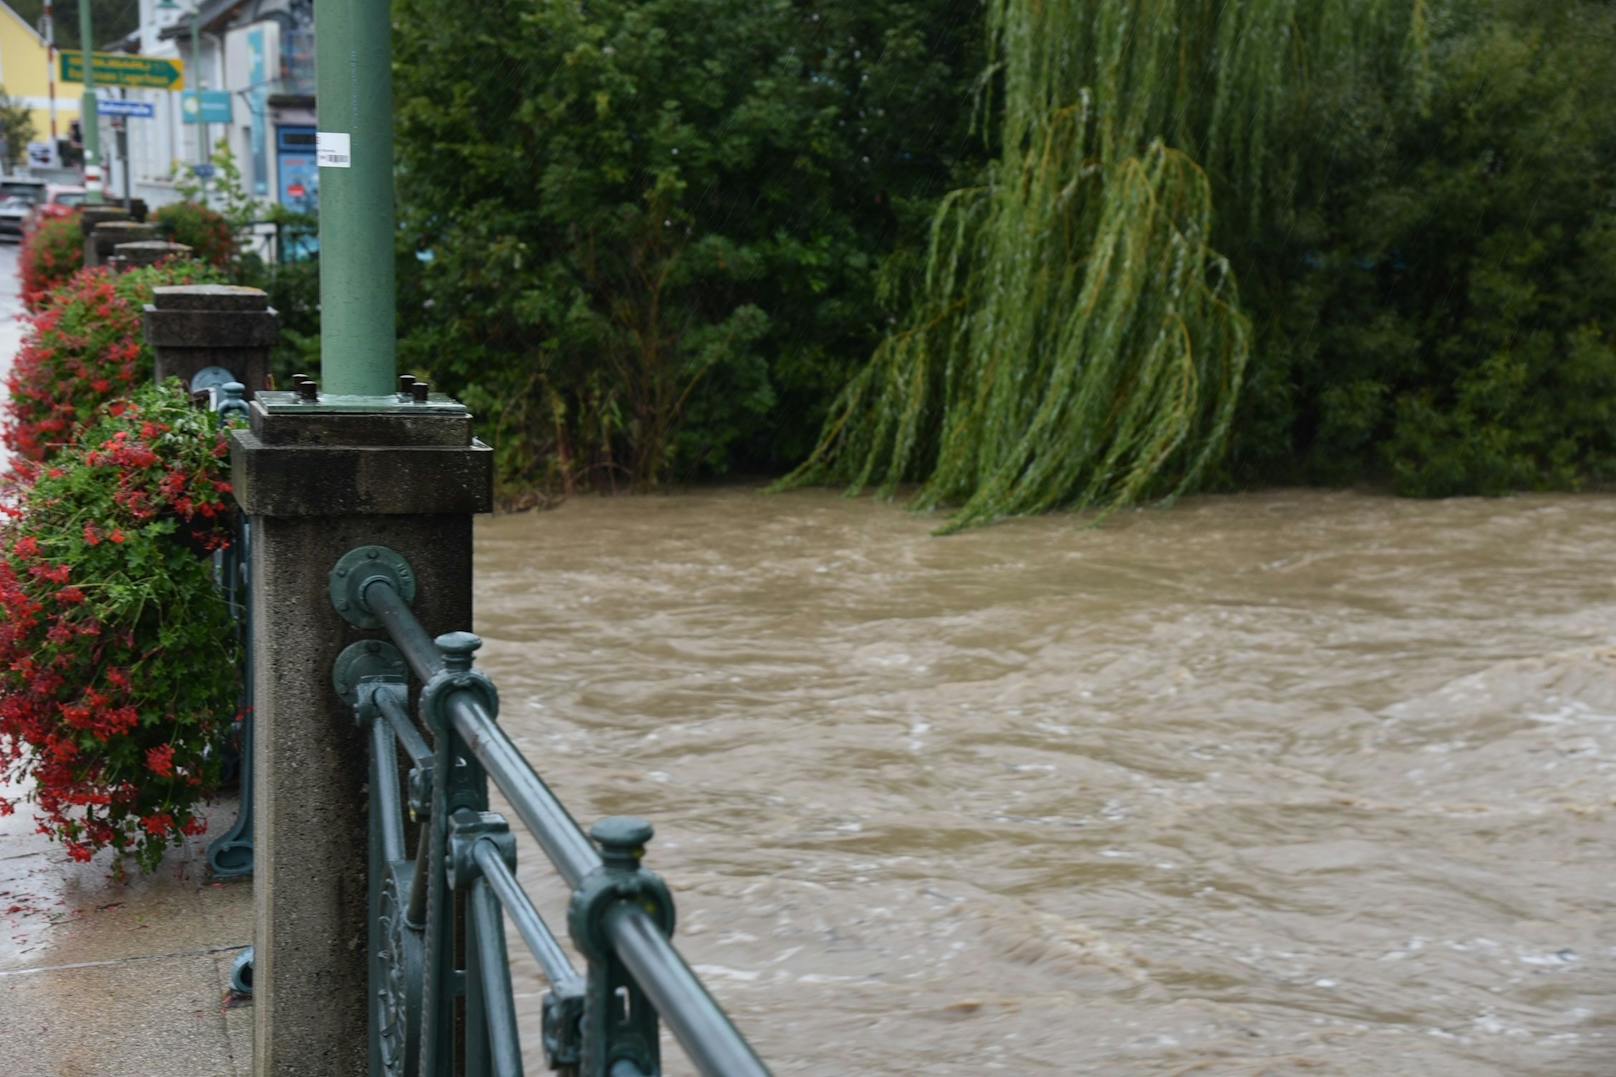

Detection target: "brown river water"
[473, 487, 1614, 1075]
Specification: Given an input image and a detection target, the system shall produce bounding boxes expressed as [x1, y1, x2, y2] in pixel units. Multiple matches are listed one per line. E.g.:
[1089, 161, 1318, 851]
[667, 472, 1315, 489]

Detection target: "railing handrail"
[343, 558, 772, 1076]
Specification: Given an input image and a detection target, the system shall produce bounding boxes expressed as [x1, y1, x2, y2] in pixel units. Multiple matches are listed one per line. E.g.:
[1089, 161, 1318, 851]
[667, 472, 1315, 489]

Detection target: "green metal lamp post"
[77, 0, 100, 203]
[313, 0, 397, 395]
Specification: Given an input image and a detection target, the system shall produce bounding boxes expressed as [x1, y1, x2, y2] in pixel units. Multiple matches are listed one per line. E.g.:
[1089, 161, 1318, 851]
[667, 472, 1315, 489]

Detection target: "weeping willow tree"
[777, 0, 1427, 531]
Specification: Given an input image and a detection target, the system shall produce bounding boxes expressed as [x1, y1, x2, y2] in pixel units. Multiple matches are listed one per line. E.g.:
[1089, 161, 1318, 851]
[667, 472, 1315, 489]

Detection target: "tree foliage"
[388, 0, 1616, 515]
[394, 0, 984, 495]
[778, 0, 1425, 529]
[0, 88, 35, 174]
[1229, 0, 1616, 496]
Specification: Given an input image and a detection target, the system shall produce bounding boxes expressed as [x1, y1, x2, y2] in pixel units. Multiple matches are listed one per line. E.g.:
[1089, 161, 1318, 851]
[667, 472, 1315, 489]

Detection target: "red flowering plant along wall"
[0, 381, 239, 872]
[19, 212, 84, 312]
[3, 260, 222, 464]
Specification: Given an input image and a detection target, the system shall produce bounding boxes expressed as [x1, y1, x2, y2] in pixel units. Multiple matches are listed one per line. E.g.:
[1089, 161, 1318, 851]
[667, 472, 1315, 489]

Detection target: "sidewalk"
[0, 788, 253, 1076]
[0, 244, 253, 1076]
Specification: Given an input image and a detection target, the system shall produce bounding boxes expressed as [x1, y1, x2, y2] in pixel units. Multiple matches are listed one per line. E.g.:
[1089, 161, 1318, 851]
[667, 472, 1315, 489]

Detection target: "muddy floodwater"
[473, 487, 1615, 1075]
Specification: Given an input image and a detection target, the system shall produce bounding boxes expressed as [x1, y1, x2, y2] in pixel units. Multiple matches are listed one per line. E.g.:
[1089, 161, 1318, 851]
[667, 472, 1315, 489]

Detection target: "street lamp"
[77, 0, 99, 202]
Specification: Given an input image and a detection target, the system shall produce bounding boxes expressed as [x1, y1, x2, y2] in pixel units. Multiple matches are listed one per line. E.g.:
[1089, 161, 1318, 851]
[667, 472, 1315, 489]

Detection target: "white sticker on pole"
[317, 132, 352, 169]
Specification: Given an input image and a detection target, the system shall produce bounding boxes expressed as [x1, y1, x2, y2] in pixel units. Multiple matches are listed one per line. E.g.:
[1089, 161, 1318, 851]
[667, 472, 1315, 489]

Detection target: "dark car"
[0, 177, 46, 207]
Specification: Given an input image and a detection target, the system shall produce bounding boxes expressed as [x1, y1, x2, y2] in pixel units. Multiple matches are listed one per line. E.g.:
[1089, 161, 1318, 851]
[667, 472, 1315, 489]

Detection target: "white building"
[107, 0, 314, 221]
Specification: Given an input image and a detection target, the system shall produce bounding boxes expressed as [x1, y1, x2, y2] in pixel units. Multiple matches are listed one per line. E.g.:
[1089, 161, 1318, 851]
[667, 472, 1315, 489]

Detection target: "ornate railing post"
[231, 391, 492, 1076]
[569, 819, 675, 1076]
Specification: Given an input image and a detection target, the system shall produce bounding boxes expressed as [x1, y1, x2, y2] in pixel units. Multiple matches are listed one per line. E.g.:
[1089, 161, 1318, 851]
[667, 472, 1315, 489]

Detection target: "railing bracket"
[334, 640, 407, 705]
[328, 545, 416, 628]
[420, 632, 499, 732]
[446, 808, 516, 892]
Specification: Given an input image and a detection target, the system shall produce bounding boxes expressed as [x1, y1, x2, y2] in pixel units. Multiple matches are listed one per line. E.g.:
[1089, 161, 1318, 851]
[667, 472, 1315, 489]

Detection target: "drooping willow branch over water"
[775, 0, 1426, 531]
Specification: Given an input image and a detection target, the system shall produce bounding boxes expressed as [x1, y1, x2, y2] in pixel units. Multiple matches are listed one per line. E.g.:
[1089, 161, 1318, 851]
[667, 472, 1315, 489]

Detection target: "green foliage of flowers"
[0, 382, 238, 874]
[19, 212, 84, 311]
[3, 260, 224, 462]
[153, 201, 235, 268]
[393, 0, 984, 495]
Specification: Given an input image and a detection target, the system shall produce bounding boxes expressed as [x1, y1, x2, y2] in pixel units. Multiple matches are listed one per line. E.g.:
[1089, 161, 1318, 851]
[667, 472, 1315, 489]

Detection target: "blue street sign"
[181, 90, 233, 125]
[98, 99, 155, 119]
[192, 164, 217, 180]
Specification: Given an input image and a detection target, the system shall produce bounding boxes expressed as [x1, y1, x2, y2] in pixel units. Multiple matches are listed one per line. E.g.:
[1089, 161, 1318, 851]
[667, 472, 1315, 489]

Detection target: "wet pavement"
[0, 783, 252, 1077]
[0, 243, 253, 1077]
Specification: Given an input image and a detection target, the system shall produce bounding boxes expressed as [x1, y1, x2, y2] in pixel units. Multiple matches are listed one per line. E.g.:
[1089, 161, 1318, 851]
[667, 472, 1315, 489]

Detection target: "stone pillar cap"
[151, 284, 271, 312]
[80, 207, 130, 233]
[116, 240, 192, 255]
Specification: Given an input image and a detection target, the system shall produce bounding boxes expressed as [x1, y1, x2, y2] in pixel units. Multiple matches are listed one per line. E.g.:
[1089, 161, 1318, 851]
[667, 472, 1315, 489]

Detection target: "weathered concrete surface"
[234, 400, 491, 1076]
[79, 207, 132, 268]
[0, 244, 250, 1075]
[145, 285, 277, 397]
[89, 221, 157, 265]
[115, 240, 194, 270]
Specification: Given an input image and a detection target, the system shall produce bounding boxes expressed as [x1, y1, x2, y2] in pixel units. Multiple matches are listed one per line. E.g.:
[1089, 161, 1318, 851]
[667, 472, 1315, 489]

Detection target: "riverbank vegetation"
[391, 0, 1614, 523]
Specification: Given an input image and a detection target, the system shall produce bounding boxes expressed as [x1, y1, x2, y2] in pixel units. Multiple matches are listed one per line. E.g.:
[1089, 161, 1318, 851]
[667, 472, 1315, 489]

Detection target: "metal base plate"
[329, 545, 417, 628]
[333, 639, 407, 702]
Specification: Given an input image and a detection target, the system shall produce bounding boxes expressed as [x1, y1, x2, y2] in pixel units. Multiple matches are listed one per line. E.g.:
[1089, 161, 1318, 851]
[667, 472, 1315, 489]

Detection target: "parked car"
[0, 176, 46, 207]
[0, 196, 31, 241]
[31, 184, 86, 229]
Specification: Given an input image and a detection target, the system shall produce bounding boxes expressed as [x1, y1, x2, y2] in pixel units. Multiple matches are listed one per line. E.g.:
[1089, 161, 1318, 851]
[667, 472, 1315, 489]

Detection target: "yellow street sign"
[60, 51, 186, 91]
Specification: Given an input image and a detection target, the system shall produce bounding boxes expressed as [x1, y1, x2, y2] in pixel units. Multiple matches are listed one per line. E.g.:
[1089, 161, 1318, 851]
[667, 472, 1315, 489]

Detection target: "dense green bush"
[394, 0, 983, 494]
[153, 202, 234, 268]
[1226, 0, 1616, 496]
[386, 0, 1616, 508]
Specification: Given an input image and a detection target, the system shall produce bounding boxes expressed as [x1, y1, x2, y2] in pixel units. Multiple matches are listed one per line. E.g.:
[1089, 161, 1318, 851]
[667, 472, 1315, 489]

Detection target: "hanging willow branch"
[776, 0, 1424, 531]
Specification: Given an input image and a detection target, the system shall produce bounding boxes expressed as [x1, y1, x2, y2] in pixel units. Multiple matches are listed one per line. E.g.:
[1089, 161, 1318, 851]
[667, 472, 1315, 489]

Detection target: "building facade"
[111, 0, 314, 216]
[0, 1, 85, 168]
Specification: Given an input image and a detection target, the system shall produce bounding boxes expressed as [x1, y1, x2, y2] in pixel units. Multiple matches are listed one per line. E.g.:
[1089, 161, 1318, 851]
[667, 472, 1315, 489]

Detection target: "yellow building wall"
[0, 3, 87, 153]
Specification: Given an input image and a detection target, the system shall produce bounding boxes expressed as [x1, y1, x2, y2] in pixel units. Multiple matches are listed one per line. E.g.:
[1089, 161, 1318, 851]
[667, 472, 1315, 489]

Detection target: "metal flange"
[332, 639, 407, 702]
[329, 545, 416, 628]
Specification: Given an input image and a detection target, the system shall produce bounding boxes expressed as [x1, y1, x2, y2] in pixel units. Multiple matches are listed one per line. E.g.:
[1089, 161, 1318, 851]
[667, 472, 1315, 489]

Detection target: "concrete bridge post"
[230, 390, 492, 1075]
[88, 221, 156, 268]
[143, 285, 277, 396]
[79, 206, 130, 267]
[113, 240, 195, 272]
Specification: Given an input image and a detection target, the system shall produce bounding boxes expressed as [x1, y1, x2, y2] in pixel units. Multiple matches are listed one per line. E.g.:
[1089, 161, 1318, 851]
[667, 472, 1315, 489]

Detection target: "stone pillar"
[89, 220, 156, 267]
[79, 205, 130, 267]
[230, 392, 492, 1076]
[143, 285, 278, 396]
[113, 240, 194, 271]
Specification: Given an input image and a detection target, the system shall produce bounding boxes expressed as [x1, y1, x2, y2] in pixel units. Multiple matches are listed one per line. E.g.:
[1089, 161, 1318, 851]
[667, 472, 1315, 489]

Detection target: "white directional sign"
[98, 99, 155, 119]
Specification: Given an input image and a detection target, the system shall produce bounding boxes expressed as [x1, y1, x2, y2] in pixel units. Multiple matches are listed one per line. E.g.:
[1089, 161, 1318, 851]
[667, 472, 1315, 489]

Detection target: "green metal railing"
[208, 383, 254, 880]
[327, 544, 771, 1076]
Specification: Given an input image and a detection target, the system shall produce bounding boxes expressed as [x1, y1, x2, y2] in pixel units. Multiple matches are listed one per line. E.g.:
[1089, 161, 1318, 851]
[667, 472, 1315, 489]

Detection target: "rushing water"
[473, 487, 1615, 1075]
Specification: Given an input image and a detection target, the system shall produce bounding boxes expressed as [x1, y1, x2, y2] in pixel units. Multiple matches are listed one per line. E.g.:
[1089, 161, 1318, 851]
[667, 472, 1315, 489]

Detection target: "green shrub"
[153, 201, 234, 267]
[1228, 0, 1616, 495]
[394, 0, 984, 495]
